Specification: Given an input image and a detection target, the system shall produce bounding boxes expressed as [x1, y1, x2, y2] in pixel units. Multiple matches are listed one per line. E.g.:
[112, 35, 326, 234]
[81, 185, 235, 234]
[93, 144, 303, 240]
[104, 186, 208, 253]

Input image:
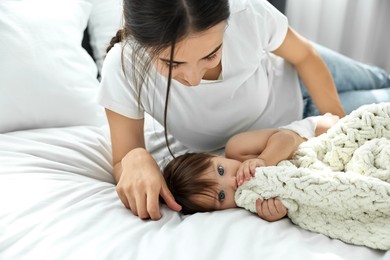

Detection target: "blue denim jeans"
[301, 43, 390, 117]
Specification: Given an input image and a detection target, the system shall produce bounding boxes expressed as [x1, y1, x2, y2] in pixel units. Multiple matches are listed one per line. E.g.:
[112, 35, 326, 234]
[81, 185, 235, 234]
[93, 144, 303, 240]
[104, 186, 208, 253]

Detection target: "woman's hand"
[117, 148, 181, 220]
[256, 198, 287, 222]
[236, 158, 266, 186]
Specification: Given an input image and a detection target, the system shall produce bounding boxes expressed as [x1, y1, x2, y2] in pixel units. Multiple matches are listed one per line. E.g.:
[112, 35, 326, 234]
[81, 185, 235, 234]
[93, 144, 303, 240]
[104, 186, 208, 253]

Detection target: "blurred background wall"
[285, 0, 390, 72]
[268, 0, 390, 72]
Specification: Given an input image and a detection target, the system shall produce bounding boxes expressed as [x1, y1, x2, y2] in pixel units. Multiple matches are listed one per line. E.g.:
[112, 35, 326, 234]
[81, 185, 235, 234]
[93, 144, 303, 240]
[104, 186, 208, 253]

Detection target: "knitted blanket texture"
[235, 103, 390, 250]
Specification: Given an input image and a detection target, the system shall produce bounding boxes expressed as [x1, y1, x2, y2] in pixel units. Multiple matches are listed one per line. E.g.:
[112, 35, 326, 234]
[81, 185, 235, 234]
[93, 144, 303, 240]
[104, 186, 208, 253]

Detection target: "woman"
[98, 0, 390, 220]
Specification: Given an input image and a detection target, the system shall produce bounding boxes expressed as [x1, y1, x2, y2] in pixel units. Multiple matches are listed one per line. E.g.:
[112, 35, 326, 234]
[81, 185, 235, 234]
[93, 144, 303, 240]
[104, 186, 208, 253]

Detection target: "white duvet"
[236, 103, 390, 250]
[1, 126, 389, 259]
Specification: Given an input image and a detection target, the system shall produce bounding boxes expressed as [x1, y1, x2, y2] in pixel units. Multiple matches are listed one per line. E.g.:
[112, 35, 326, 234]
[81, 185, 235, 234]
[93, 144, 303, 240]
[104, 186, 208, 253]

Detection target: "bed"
[1, 1, 389, 259]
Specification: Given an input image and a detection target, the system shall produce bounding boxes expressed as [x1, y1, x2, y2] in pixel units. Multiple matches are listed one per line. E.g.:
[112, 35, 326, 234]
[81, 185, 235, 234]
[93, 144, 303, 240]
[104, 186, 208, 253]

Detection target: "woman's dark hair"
[106, 0, 230, 157]
[162, 152, 219, 214]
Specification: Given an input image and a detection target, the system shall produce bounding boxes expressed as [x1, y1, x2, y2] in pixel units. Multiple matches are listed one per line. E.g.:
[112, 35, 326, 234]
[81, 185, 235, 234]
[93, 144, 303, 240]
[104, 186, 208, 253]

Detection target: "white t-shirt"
[98, 0, 303, 166]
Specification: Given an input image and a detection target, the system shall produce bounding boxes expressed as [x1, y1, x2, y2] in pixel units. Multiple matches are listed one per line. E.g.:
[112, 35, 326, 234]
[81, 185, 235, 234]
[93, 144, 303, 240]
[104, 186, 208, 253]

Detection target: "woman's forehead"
[159, 22, 226, 60]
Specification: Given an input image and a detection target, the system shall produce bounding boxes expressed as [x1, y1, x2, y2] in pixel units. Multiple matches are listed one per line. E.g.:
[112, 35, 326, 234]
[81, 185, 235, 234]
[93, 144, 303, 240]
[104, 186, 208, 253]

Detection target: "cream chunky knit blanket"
[235, 102, 390, 250]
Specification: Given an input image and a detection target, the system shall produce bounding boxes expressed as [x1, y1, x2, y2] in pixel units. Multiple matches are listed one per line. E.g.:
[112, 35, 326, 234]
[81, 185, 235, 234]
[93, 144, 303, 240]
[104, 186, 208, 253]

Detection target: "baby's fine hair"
[163, 153, 219, 214]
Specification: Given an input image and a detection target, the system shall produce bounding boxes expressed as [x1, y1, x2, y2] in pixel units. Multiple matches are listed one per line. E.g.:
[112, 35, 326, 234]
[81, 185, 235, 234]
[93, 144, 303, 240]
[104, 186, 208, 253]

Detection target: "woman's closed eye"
[204, 53, 218, 61]
[164, 53, 218, 70]
[165, 62, 180, 70]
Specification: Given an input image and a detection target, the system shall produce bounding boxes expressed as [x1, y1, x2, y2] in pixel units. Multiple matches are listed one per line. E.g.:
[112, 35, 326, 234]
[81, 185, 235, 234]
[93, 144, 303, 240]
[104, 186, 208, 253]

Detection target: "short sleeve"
[247, 0, 289, 52]
[98, 43, 144, 119]
[87, 0, 123, 76]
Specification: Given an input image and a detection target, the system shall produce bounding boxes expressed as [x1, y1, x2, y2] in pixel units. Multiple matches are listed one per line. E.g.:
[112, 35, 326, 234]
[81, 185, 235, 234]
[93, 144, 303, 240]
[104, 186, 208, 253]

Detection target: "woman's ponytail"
[106, 29, 124, 53]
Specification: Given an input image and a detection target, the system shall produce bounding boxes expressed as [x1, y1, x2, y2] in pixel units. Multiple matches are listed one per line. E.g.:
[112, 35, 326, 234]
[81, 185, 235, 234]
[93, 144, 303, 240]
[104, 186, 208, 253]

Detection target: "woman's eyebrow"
[159, 43, 223, 64]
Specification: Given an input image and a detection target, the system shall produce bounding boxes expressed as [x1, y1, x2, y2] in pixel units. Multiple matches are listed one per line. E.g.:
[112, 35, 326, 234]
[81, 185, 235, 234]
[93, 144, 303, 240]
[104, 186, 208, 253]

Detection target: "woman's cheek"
[152, 61, 168, 76]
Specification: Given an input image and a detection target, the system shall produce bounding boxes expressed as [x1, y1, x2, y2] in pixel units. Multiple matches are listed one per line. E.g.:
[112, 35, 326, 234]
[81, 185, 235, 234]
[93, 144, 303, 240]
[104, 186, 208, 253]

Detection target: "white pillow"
[87, 0, 123, 76]
[0, 0, 108, 133]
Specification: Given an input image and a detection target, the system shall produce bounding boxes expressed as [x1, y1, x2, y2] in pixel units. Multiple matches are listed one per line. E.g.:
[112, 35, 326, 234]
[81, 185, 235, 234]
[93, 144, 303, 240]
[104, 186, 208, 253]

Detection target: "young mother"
[98, 0, 390, 220]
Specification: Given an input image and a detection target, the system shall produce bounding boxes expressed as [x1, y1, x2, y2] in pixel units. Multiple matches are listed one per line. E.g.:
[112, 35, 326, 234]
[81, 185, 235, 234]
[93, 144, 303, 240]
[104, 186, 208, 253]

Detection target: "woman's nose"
[183, 68, 202, 86]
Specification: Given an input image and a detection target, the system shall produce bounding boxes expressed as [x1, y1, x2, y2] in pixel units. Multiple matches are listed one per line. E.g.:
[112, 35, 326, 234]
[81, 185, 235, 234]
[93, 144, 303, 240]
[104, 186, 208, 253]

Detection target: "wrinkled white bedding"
[1, 126, 389, 259]
[236, 103, 390, 250]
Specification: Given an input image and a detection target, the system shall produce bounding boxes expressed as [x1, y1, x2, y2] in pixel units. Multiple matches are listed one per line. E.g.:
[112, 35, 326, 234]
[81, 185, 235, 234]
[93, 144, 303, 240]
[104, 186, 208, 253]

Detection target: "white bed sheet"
[0, 126, 389, 260]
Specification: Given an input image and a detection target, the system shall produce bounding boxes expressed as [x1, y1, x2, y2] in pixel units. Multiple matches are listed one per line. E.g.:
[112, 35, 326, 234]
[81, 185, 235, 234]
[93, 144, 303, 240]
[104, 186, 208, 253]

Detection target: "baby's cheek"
[229, 196, 237, 209]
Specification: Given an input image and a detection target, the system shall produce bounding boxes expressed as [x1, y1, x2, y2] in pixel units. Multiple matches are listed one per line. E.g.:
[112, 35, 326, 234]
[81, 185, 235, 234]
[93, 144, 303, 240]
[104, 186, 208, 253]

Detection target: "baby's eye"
[217, 166, 224, 176]
[218, 191, 225, 201]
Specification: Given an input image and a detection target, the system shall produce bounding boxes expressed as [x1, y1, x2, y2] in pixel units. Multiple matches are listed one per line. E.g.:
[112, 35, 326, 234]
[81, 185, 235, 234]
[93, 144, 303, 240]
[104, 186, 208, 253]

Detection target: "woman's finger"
[134, 191, 149, 219]
[160, 182, 182, 212]
[147, 189, 162, 220]
[127, 194, 138, 216]
[116, 186, 130, 209]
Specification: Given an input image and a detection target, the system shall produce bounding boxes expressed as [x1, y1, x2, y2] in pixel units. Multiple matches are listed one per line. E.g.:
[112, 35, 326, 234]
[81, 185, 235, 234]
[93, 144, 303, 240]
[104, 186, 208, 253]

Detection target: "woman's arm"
[106, 109, 145, 183]
[106, 109, 181, 220]
[272, 27, 346, 117]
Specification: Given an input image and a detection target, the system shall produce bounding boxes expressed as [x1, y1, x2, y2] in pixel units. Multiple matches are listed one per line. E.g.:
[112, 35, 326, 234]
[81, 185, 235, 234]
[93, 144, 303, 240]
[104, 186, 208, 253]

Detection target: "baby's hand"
[256, 198, 287, 222]
[236, 158, 266, 186]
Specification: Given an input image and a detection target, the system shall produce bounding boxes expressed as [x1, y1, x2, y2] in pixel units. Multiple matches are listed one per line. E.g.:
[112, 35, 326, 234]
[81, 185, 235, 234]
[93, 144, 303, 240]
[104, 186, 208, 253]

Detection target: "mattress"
[1, 125, 389, 260]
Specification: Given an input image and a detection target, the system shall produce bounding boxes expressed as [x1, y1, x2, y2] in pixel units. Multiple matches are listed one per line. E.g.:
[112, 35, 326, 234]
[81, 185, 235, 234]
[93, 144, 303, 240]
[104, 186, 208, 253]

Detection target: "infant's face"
[195, 156, 241, 210]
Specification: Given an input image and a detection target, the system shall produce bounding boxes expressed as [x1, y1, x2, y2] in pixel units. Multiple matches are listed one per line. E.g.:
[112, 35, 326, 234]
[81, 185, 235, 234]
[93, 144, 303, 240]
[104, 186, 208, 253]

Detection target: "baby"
[162, 114, 339, 221]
